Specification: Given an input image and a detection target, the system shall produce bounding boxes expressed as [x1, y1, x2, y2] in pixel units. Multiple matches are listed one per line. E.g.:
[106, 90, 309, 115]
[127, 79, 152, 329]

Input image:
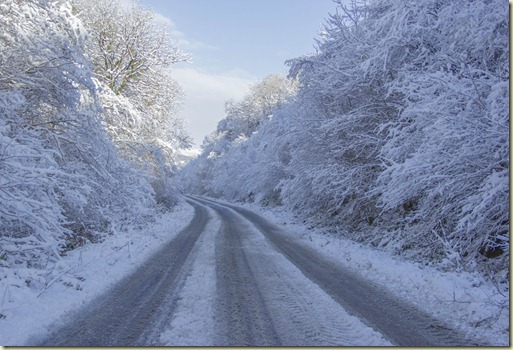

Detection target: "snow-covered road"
[39, 201, 209, 346]
[190, 197, 479, 346]
[192, 197, 389, 346]
[38, 197, 482, 346]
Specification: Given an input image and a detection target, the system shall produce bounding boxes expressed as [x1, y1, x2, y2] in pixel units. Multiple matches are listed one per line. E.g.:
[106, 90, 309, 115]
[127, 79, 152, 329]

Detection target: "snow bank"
[0, 201, 194, 345]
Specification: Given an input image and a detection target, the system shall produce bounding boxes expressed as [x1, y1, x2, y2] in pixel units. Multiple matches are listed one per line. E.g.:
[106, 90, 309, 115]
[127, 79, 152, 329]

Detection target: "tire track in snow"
[194, 197, 390, 346]
[158, 205, 220, 346]
[211, 203, 280, 346]
[38, 200, 208, 346]
[240, 224, 390, 346]
[194, 196, 481, 346]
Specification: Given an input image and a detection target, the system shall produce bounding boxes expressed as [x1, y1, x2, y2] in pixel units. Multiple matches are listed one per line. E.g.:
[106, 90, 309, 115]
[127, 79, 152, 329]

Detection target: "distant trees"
[180, 0, 509, 284]
[222, 74, 299, 139]
[180, 74, 298, 200]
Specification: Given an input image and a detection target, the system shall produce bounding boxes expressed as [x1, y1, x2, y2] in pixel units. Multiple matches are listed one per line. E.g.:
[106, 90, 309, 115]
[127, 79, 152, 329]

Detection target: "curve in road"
[196, 197, 389, 346]
[193, 196, 481, 347]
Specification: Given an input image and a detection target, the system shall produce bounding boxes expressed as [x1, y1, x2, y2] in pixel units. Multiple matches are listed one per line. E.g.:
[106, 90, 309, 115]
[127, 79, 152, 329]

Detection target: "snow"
[213, 198, 509, 346]
[159, 205, 220, 346]
[0, 196, 508, 346]
[162, 201, 390, 346]
[231, 208, 391, 346]
[175, 147, 202, 168]
[0, 201, 195, 345]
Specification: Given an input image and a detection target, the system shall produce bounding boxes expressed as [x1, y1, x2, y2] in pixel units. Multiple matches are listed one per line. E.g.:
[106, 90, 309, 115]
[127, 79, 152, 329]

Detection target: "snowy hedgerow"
[180, 0, 509, 284]
[0, 0, 157, 269]
[371, 0, 509, 278]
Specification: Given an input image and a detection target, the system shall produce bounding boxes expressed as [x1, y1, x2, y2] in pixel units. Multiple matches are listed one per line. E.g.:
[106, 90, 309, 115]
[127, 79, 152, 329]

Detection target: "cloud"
[151, 13, 197, 49]
[171, 67, 258, 148]
[152, 12, 175, 27]
[169, 30, 219, 52]
[174, 67, 256, 98]
[118, 0, 216, 52]
[150, 11, 218, 52]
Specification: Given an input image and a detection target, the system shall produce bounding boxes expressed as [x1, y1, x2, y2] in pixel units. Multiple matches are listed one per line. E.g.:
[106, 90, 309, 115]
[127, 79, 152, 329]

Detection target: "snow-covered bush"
[0, 0, 157, 268]
[369, 0, 509, 278]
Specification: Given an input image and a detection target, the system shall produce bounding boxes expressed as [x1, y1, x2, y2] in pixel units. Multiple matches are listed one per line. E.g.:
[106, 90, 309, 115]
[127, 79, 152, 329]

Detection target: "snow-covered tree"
[0, 0, 157, 269]
[179, 74, 298, 199]
[371, 0, 509, 277]
[223, 74, 299, 139]
[71, 0, 192, 169]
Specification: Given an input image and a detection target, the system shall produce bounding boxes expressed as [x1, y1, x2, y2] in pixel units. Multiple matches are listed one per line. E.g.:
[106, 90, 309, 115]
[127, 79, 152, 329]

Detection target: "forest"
[180, 0, 509, 287]
[0, 0, 509, 304]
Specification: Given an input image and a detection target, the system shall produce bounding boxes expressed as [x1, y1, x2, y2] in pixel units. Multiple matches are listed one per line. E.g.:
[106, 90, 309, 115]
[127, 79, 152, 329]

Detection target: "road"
[38, 200, 209, 346]
[39, 196, 479, 346]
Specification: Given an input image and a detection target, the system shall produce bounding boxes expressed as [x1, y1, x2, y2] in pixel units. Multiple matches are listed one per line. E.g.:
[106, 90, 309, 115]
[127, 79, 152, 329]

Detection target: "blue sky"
[135, 0, 340, 147]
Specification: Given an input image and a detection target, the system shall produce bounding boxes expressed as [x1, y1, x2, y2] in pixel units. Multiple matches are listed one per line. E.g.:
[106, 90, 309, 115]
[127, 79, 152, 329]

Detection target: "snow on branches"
[71, 0, 192, 172]
[0, 0, 180, 271]
[181, 0, 509, 283]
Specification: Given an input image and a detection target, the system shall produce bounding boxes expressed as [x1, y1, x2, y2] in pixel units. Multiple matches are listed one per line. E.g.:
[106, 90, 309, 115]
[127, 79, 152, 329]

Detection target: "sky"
[134, 0, 340, 148]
